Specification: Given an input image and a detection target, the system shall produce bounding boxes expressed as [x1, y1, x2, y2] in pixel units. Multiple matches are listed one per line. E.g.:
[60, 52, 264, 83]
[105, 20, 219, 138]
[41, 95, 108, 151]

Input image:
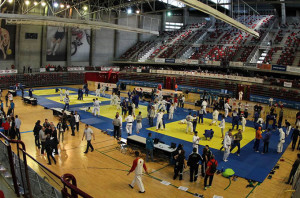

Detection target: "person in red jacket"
[204, 155, 218, 190]
[253, 127, 262, 152]
[1, 118, 10, 136]
[127, 151, 149, 193]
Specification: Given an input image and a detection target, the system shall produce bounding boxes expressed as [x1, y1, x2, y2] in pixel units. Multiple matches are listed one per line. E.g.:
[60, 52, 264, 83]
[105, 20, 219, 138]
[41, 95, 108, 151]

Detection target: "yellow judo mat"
[29, 89, 76, 96]
[147, 118, 256, 152]
[80, 104, 148, 122]
[47, 94, 110, 105]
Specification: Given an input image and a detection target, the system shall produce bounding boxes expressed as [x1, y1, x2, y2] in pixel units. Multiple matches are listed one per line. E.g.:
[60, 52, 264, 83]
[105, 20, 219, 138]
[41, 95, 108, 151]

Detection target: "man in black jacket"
[286, 154, 300, 184]
[45, 134, 56, 165]
[69, 113, 76, 136]
[187, 148, 203, 182]
[291, 126, 299, 151]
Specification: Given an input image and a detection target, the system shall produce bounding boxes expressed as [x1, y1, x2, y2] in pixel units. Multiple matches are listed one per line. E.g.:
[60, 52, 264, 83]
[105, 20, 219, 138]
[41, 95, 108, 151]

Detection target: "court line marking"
[95, 149, 197, 196]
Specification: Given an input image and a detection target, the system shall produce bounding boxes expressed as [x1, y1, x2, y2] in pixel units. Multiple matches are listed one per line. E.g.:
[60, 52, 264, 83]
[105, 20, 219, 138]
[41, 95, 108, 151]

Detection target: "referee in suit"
[187, 147, 203, 182]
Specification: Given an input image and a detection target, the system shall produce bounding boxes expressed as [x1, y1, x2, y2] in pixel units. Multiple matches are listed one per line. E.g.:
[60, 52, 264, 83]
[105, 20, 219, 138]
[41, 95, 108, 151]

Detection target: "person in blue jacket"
[146, 133, 154, 162]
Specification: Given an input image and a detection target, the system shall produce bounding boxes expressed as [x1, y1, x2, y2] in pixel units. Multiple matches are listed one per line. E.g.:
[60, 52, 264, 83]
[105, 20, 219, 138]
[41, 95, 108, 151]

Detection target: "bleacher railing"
[0, 132, 93, 198]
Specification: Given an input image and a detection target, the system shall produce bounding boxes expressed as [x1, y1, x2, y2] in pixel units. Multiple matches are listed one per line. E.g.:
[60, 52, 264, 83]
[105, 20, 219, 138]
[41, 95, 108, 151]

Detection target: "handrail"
[61, 174, 93, 198]
[0, 132, 93, 198]
[0, 132, 32, 197]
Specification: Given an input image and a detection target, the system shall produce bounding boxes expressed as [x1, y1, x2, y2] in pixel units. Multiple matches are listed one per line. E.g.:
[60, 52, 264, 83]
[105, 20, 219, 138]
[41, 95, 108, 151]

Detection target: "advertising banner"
[272, 65, 287, 72]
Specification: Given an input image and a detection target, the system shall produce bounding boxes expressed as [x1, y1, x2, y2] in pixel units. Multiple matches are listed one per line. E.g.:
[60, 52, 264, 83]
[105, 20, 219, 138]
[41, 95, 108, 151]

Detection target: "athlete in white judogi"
[186, 113, 194, 134]
[95, 87, 100, 97]
[224, 102, 231, 118]
[169, 103, 175, 120]
[101, 86, 106, 97]
[65, 89, 70, 96]
[192, 131, 200, 153]
[60, 89, 64, 101]
[156, 111, 164, 130]
[93, 98, 101, 117]
[125, 114, 135, 135]
[128, 151, 148, 193]
[210, 109, 219, 126]
[239, 91, 243, 101]
[241, 116, 247, 132]
[277, 128, 285, 153]
[201, 100, 208, 114]
[158, 100, 167, 111]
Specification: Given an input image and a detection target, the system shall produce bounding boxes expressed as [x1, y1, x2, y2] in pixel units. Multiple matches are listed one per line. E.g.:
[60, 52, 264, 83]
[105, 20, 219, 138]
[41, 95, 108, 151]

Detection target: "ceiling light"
[60, 4, 64, 8]
[127, 8, 132, 14]
[8, 0, 13, 3]
[83, 6, 88, 11]
[25, 0, 30, 5]
[53, 2, 59, 8]
[136, 10, 140, 14]
[66, 5, 70, 8]
[34, 1, 38, 6]
[41, 1, 46, 6]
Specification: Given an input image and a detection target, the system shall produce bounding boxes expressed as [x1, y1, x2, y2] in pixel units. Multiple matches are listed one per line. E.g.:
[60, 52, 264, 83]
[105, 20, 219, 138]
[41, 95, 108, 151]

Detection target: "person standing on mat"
[186, 112, 194, 134]
[63, 95, 70, 111]
[224, 101, 231, 118]
[146, 133, 154, 162]
[253, 127, 262, 152]
[291, 126, 299, 151]
[187, 147, 202, 182]
[204, 155, 218, 190]
[149, 106, 155, 127]
[112, 114, 121, 139]
[230, 129, 243, 156]
[156, 110, 164, 131]
[262, 128, 272, 154]
[82, 124, 95, 154]
[219, 115, 225, 138]
[125, 113, 134, 136]
[223, 130, 232, 162]
[60, 88, 64, 101]
[128, 151, 149, 193]
[74, 111, 80, 132]
[198, 107, 204, 124]
[136, 112, 142, 134]
[286, 153, 300, 185]
[285, 120, 292, 136]
[277, 128, 286, 153]
[210, 109, 219, 126]
[193, 131, 200, 153]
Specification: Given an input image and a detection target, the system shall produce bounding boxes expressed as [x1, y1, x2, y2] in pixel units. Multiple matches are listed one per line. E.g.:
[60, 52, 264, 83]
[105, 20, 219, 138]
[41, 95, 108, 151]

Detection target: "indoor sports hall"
[0, 1, 300, 198]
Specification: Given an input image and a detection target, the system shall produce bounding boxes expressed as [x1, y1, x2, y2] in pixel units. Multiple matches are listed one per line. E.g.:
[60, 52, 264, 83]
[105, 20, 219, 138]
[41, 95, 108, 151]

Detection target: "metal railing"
[0, 132, 93, 198]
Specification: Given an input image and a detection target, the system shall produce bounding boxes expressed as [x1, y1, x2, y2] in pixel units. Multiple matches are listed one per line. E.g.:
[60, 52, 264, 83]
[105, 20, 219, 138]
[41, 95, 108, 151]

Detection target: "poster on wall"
[70, 28, 90, 62]
[46, 26, 67, 61]
[0, 11, 16, 61]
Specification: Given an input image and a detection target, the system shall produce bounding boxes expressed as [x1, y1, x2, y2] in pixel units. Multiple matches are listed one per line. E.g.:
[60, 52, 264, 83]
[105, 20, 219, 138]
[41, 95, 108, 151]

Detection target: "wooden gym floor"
[1, 86, 298, 198]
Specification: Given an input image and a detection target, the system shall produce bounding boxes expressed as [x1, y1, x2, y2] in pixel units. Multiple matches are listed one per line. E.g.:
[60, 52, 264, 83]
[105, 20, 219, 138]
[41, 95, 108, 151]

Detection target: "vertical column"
[15, 24, 20, 71]
[183, 7, 189, 26]
[66, 27, 71, 66]
[113, 17, 119, 59]
[41, 25, 47, 68]
[281, 0, 286, 25]
[90, 29, 96, 66]
[162, 11, 166, 31]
